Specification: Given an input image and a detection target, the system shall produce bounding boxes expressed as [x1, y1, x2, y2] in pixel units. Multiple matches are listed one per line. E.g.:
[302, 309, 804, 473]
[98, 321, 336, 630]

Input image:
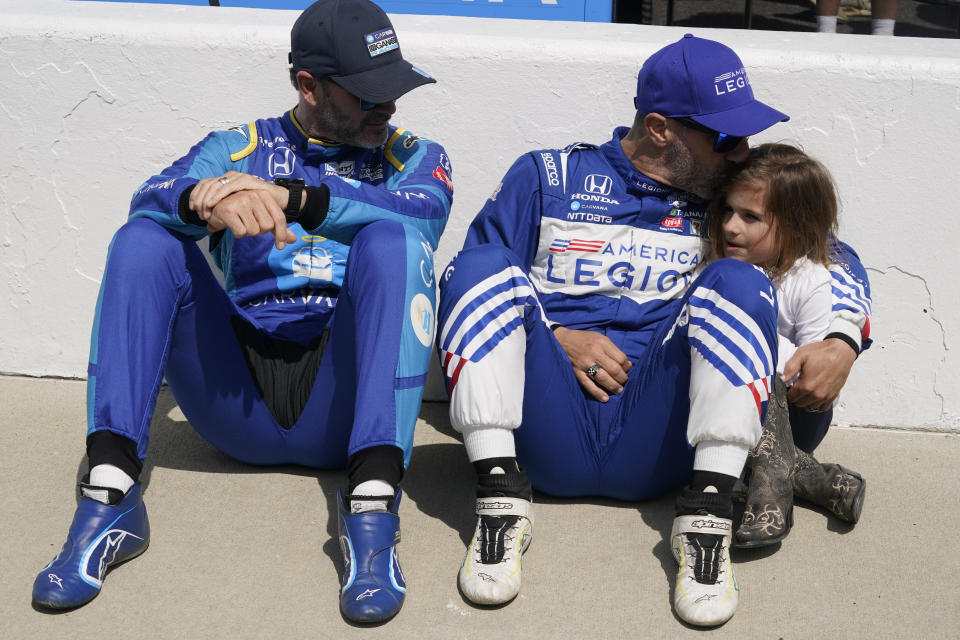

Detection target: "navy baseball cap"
[289, 0, 435, 103]
[634, 34, 789, 138]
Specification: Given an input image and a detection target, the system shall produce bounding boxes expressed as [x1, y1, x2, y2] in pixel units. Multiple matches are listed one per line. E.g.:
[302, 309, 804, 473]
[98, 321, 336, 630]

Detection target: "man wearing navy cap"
[437, 34, 870, 626]
[32, 0, 451, 624]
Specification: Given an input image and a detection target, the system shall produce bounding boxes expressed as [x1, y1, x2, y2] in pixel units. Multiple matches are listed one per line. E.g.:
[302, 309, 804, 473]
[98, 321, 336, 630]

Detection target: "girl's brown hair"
[706, 143, 839, 281]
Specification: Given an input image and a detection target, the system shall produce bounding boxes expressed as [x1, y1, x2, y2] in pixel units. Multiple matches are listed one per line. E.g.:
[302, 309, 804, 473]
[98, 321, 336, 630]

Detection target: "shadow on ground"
[101, 388, 850, 621]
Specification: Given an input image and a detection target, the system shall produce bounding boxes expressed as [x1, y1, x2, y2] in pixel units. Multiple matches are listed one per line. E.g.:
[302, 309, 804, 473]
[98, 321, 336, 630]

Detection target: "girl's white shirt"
[775, 257, 832, 377]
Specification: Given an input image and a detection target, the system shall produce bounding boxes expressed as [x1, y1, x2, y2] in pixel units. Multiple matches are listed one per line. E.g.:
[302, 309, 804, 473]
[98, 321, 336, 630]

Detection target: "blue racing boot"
[32, 482, 149, 610]
[337, 489, 405, 623]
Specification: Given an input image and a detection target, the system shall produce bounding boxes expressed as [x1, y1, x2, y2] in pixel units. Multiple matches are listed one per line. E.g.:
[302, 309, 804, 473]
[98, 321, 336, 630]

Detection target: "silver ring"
[218, 176, 230, 185]
[585, 364, 601, 381]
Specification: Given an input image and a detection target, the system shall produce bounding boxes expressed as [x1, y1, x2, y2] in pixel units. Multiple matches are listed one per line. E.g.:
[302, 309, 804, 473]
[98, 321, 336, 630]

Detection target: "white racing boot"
[671, 513, 738, 626]
[458, 496, 533, 605]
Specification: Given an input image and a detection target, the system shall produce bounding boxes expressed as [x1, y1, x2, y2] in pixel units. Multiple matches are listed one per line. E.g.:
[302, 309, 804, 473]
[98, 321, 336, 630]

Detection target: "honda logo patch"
[584, 174, 612, 196]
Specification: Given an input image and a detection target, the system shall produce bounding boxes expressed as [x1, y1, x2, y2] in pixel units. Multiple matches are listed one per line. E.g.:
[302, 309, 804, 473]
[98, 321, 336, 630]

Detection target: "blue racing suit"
[87, 109, 452, 468]
[437, 127, 869, 500]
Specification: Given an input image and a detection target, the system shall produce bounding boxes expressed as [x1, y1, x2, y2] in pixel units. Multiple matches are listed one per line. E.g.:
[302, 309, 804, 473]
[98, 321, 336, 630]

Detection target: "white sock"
[692, 441, 750, 480]
[350, 479, 394, 513]
[85, 464, 135, 504]
[89, 464, 135, 493]
[872, 19, 895, 35]
[817, 15, 838, 32]
[462, 426, 517, 463]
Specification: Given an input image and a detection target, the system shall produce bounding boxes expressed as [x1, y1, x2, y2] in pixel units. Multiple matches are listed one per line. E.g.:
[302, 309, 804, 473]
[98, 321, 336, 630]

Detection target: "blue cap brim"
[691, 99, 790, 138]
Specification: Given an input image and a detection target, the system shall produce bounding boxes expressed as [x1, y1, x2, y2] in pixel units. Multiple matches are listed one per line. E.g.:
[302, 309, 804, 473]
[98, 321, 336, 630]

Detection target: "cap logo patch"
[365, 28, 398, 57]
[713, 68, 749, 96]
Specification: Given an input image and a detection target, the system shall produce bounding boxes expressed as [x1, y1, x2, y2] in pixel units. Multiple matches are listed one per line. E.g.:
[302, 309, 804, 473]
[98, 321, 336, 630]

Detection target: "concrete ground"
[2, 375, 957, 639]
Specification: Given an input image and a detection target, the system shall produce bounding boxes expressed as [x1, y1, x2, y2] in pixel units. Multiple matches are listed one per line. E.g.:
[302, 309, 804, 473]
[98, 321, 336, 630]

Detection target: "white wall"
[2, 0, 959, 431]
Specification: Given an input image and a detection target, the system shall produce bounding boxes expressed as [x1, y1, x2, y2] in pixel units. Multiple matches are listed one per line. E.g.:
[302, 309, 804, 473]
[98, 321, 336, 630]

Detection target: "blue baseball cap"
[634, 34, 789, 138]
[290, 0, 435, 104]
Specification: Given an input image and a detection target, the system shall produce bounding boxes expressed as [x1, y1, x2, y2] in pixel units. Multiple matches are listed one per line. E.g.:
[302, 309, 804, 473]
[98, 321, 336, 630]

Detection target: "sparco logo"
[540, 153, 559, 186]
[584, 174, 612, 196]
[691, 519, 731, 531]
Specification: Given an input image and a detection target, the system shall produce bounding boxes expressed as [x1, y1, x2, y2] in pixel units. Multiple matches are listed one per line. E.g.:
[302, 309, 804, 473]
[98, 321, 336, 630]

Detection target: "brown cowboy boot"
[793, 449, 866, 524]
[734, 377, 796, 548]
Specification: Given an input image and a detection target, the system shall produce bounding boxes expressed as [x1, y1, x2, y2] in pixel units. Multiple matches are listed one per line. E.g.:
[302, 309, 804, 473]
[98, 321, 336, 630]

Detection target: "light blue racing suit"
[87, 109, 452, 468]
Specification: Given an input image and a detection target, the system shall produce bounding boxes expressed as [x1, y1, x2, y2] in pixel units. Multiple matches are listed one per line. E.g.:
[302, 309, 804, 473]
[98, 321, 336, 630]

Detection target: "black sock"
[472, 457, 520, 476]
[675, 471, 738, 519]
[473, 459, 532, 502]
[347, 445, 403, 494]
[86, 431, 142, 482]
[688, 470, 737, 495]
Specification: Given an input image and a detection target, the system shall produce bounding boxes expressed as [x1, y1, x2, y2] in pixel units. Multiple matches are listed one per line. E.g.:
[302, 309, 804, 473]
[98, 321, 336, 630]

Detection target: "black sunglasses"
[318, 76, 378, 110]
[673, 117, 745, 153]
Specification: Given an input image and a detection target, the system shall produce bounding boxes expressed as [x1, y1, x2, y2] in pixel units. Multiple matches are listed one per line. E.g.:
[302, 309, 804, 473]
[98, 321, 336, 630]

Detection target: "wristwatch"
[274, 177, 306, 221]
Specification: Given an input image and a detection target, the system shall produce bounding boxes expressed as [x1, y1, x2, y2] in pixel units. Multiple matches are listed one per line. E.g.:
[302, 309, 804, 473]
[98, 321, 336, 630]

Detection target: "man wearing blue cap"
[437, 34, 870, 626]
[31, 0, 451, 624]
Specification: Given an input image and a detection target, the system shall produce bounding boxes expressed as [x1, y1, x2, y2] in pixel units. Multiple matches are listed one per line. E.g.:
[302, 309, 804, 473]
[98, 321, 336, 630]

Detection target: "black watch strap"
[274, 178, 305, 221]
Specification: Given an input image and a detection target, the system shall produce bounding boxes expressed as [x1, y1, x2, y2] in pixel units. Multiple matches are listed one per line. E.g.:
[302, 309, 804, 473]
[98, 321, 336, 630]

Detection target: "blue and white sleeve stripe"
[686, 286, 775, 387]
[830, 265, 872, 315]
[439, 267, 542, 363]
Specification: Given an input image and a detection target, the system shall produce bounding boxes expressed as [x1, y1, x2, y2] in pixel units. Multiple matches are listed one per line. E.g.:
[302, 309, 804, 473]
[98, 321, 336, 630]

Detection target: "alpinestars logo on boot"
[690, 519, 730, 531]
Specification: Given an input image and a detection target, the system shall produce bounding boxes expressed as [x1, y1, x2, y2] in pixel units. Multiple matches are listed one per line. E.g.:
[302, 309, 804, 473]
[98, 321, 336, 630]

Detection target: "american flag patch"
[549, 238, 604, 253]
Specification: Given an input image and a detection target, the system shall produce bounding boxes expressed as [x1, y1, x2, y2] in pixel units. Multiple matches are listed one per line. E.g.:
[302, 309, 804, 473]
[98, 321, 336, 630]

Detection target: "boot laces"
[475, 514, 520, 564]
[685, 532, 727, 585]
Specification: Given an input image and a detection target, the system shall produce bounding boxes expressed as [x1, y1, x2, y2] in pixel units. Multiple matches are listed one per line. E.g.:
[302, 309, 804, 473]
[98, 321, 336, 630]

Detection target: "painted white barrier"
[2, 0, 959, 431]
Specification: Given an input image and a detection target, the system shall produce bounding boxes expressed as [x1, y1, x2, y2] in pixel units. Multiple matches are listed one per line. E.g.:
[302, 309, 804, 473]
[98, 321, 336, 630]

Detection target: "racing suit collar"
[281, 108, 375, 161]
[602, 127, 677, 198]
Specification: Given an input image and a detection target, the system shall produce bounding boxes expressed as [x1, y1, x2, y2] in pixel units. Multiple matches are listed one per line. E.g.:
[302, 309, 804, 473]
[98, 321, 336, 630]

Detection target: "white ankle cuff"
[462, 427, 517, 462]
[693, 441, 749, 479]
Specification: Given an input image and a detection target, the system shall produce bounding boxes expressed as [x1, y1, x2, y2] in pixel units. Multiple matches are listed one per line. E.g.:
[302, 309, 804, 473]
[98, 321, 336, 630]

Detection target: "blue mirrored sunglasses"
[674, 117, 744, 153]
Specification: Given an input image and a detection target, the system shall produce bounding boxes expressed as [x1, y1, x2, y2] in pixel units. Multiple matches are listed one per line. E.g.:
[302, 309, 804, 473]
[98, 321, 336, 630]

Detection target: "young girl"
[708, 143, 836, 391]
[706, 143, 866, 547]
